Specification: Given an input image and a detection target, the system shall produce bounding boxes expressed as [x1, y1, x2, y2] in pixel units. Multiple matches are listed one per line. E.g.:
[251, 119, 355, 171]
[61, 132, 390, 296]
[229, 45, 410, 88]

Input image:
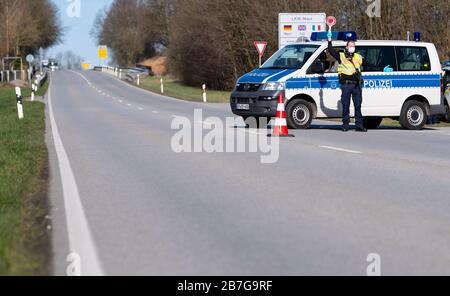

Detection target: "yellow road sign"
[81, 62, 91, 70]
[98, 46, 108, 59]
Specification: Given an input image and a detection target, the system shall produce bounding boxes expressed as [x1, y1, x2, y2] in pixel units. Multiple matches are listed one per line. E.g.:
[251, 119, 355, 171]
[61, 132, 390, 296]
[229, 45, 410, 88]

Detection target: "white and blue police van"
[231, 32, 448, 130]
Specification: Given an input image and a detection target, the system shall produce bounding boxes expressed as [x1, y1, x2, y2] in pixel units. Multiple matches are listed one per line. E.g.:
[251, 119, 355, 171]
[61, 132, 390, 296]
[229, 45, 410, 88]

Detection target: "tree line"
[93, 0, 450, 90]
[0, 0, 62, 69]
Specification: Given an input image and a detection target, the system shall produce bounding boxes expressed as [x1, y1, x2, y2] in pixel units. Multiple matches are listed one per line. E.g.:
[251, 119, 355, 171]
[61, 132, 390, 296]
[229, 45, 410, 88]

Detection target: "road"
[47, 70, 450, 276]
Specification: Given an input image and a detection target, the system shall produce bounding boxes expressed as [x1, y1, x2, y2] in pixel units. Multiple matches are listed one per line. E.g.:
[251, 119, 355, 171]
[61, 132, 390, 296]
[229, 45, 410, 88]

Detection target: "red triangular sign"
[254, 41, 267, 57]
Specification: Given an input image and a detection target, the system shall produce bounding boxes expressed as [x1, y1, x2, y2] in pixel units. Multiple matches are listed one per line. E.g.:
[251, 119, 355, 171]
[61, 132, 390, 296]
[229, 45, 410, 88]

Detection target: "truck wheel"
[363, 117, 383, 129]
[399, 100, 427, 130]
[286, 99, 313, 129]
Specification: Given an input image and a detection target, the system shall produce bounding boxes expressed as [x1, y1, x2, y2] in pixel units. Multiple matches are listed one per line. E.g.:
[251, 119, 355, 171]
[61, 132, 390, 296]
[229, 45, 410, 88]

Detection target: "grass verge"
[380, 118, 450, 128]
[36, 80, 49, 98]
[0, 84, 49, 275]
[138, 76, 231, 103]
[322, 118, 450, 128]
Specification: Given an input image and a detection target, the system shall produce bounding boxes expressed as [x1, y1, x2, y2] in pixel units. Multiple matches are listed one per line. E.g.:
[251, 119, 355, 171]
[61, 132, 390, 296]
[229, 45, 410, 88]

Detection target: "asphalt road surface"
[46, 70, 450, 276]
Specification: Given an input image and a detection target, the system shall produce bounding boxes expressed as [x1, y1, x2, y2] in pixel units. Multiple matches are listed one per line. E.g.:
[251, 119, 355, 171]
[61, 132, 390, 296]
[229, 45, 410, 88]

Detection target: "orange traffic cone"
[268, 92, 294, 137]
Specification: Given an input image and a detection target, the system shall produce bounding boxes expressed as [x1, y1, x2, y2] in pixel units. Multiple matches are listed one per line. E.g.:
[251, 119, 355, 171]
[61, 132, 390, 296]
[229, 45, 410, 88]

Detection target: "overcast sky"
[48, 0, 113, 65]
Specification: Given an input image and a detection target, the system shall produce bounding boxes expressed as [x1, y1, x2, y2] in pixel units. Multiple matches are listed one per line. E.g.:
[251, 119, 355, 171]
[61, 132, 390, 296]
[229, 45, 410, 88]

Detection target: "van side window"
[307, 47, 345, 74]
[396, 47, 431, 71]
[357, 46, 397, 72]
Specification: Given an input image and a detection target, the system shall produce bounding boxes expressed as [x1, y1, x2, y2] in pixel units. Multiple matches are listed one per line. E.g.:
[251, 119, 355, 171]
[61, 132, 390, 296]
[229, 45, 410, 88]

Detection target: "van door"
[305, 48, 342, 118]
[357, 46, 398, 116]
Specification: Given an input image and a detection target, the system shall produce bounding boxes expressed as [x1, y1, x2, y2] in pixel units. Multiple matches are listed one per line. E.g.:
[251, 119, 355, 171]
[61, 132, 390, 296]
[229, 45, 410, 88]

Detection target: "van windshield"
[261, 45, 320, 69]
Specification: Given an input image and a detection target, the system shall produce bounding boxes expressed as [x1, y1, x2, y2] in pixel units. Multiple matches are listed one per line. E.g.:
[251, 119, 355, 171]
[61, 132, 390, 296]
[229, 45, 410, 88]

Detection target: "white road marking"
[48, 74, 104, 276]
[236, 129, 265, 136]
[138, 107, 144, 111]
[127, 103, 132, 106]
[247, 130, 265, 135]
[118, 100, 123, 103]
[320, 145, 362, 154]
[196, 121, 213, 127]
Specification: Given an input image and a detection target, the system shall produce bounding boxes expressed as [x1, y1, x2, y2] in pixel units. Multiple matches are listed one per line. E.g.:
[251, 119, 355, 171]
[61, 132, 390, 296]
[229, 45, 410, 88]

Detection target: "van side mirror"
[310, 60, 326, 74]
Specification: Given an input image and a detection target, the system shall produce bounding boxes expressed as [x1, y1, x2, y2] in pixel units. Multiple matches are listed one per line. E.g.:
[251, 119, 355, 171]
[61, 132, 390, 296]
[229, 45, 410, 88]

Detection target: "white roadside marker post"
[202, 84, 207, 103]
[16, 87, 24, 120]
[137, 74, 140, 86]
[31, 83, 36, 102]
[160, 77, 164, 94]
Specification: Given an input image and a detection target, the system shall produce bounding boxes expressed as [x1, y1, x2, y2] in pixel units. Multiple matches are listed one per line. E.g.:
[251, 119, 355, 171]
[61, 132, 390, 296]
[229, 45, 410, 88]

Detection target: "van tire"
[399, 100, 428, 130]
[441, 104, 450, 123]
[286, 99, 313, 129]
[363, 117, 383, 129]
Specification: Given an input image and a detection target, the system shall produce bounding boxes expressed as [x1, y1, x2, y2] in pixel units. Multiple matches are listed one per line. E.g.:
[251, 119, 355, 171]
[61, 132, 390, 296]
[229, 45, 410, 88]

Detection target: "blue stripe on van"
[238, 69, 290, 83]
[266, 69, 298, 82]
[286, 74, 441, 89]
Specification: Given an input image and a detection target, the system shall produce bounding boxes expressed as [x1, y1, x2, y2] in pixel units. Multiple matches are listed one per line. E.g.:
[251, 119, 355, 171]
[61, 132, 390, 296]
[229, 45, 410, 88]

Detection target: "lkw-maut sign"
[278, 13, 326, 49]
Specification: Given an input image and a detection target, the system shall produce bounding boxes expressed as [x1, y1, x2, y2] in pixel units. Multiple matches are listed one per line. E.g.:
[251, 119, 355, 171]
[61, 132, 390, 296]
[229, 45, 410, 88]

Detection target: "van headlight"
[262, 82, 285, 91]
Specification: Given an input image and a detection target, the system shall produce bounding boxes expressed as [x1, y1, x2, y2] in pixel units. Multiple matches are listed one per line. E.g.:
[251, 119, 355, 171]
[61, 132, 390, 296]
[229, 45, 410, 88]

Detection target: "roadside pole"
[137, 74, 140, 86]
[16, 87, 24, 120]
[160, 77, 164, 94]
[31, 84, 34, 102]
[202, 84, 207, 103]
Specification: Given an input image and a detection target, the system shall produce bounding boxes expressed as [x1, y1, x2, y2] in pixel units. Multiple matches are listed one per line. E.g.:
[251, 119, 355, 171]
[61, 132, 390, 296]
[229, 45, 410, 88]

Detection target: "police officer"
[327, 33, 367, 132]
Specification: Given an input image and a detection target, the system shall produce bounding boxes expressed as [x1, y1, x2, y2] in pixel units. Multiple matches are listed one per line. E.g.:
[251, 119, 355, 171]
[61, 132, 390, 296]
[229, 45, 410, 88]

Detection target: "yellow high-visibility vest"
[338, 52, 363, 76]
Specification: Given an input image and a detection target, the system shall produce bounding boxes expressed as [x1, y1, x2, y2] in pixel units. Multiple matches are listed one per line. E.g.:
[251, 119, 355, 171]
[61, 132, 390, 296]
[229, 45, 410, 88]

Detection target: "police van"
[231, 32, 448, 130]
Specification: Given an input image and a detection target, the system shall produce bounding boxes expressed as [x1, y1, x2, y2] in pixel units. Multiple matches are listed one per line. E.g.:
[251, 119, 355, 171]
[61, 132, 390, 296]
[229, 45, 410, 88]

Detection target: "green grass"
[138, 76, 231, 103]
[380, 118, 450, 128]
[0, 84, 49, 275]
[36, 80, 49, 97]
[323, 118, 450, 128]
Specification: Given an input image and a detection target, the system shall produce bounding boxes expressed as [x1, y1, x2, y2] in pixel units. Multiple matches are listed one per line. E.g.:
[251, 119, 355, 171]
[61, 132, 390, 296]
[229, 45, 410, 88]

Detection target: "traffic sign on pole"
[254, 41, 267, 67]
[26, 54, 34, 63]
[98, 46, 108, 60]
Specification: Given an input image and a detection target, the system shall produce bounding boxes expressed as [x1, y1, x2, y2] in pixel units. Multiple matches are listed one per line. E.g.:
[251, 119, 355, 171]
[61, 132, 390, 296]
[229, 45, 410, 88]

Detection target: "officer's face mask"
[347, 46, 356, 54]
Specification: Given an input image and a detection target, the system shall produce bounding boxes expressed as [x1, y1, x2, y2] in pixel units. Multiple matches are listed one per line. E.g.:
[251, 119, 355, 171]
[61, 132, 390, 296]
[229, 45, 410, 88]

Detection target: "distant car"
[124, 67, 144, 74]
[42, 59, 50, 68]
[136, 65, 153, 75]
[49, 61, 59, 71]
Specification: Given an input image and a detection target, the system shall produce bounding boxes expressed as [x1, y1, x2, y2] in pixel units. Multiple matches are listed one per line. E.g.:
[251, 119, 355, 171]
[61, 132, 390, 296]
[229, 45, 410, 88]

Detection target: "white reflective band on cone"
[274, 118, 287, 126]
[277, 104, 286, 112]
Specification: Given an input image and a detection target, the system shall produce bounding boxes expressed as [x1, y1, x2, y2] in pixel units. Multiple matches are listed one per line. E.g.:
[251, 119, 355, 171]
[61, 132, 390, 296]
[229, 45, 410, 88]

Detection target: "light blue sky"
[48, 0, 113, 65]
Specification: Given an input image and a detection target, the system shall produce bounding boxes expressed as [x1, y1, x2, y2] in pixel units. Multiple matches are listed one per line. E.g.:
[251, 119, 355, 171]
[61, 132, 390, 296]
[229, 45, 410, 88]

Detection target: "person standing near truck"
[327, 32, 367, 132]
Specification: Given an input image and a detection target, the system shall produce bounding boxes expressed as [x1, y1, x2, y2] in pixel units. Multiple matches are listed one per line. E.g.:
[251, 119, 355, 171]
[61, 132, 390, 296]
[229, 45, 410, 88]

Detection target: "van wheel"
[363, 117, 383, 129]
[286, 99, 313, 129]
[399, 100, 428, 130]
[441, 104, 450, 123]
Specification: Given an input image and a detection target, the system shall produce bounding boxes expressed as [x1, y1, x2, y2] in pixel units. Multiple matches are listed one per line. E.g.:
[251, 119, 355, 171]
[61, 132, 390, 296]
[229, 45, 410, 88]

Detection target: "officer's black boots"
[355, 125, 368, 132]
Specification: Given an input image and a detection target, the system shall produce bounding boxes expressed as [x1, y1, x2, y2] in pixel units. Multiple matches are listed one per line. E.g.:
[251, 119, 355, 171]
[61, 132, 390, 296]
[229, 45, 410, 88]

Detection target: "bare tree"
[94, 0, 450, 89]
[0, 0, 62, 63]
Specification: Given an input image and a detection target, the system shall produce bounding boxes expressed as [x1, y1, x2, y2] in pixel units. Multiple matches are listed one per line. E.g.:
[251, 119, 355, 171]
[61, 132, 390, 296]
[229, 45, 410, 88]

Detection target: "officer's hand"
[327, 31, 332, 41]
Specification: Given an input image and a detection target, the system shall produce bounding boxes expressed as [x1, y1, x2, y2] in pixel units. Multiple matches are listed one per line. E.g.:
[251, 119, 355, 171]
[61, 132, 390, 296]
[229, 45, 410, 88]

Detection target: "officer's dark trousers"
[341, 83, 363, 127]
